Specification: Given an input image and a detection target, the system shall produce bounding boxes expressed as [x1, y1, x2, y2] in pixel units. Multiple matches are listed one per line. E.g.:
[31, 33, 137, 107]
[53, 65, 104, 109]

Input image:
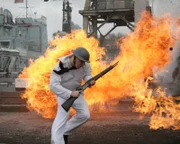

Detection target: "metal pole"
[26, 0, 28, 18]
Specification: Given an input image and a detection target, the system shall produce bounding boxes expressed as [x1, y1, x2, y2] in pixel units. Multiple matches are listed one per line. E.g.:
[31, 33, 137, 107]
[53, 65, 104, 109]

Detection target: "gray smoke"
[151, 0, 180, 83]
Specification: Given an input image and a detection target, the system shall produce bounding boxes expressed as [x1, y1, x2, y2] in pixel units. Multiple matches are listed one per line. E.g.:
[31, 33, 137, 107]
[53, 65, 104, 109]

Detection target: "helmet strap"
[73, 56, 76, 67]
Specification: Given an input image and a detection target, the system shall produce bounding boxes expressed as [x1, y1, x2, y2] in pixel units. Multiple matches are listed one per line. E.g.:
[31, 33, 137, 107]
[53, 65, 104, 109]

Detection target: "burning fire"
[19, 12, 180, 130]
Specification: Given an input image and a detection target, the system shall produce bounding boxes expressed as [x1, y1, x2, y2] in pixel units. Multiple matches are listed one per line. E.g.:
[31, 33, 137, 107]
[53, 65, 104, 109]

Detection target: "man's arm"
[83, 63, 95, 87]
[83, 63, 92, 82]
[50, 63, 72, 100]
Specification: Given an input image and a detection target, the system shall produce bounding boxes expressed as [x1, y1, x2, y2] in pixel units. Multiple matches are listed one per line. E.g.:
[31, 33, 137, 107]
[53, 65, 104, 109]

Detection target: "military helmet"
[72, 47, 90, 63]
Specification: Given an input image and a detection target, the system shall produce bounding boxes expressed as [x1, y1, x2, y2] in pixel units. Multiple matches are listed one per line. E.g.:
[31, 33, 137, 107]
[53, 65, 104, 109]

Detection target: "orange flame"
[19, 12, 180, 130]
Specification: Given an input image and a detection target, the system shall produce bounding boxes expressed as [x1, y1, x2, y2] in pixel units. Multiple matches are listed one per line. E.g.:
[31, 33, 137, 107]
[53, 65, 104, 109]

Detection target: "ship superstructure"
[0, 8, 48, 92]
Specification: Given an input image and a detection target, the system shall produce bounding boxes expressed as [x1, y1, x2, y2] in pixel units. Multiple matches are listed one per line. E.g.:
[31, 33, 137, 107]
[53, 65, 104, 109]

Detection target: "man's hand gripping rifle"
[61, 61, 119, 112]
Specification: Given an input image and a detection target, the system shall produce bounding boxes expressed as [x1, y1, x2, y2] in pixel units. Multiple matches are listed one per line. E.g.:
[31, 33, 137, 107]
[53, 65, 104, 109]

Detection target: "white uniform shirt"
[50, 54, 92, 100]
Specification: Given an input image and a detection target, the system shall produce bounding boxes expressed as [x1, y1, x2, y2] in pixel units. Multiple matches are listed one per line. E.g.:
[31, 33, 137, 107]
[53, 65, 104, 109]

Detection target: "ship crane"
[44, 0, 72, 33]
[79, 0, 151, 45]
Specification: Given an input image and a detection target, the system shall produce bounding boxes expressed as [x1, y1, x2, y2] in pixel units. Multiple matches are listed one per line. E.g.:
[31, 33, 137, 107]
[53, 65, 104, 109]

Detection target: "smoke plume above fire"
[19, 12, 180, 130]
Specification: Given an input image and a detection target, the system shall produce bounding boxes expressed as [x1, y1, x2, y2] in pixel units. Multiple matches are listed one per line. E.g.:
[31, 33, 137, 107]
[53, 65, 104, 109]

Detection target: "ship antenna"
[26, 0, 28, 18]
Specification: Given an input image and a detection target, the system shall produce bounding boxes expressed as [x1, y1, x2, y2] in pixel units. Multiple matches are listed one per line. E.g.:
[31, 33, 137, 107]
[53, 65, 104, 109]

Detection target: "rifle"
[61, 61, 119, 112]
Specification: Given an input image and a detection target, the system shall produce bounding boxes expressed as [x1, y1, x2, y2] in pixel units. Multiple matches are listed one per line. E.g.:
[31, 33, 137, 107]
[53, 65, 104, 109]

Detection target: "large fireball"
[19, 12, 180, 130]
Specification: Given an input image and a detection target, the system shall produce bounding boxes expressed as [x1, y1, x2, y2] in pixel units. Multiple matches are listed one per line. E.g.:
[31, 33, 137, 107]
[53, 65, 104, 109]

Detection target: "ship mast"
[62, 0, 72, 33]
[25, 0, 28, 18]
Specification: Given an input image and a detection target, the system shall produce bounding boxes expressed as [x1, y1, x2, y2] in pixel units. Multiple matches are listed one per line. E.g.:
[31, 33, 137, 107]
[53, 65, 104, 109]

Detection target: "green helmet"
[72, 47, 90, 63]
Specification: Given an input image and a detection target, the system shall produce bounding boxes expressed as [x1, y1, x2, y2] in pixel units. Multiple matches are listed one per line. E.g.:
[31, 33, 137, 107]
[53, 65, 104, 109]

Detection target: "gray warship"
[0, 0, 75, 111]
[0, 8, 48, 92]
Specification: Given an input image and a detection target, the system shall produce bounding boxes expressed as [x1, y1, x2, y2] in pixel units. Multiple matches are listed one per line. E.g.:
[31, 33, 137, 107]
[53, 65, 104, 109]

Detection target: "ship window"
[0, 41, 10, 48]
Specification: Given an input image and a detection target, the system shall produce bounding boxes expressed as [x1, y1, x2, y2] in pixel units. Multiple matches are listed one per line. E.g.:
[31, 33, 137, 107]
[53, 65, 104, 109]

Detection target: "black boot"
[63, 135, 68, 144]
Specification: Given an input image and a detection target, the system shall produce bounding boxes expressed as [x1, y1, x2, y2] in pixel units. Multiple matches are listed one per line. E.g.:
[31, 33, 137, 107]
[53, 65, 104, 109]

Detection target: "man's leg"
[64, 95, 90, 135]
[63, 135, 68, 144]
[51, 97, 70, 144]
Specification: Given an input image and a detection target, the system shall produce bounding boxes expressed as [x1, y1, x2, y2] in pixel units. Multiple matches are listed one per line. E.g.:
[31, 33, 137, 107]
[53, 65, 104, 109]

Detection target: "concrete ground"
[0, 102, 180, 144]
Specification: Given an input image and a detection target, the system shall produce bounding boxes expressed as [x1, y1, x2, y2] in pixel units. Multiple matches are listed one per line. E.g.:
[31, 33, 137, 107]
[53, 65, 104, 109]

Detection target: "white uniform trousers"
[51, 95, 90, 144]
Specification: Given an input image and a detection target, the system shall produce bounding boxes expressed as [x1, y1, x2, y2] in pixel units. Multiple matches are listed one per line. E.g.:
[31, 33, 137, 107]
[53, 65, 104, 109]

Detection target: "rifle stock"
[62, 96, 77, 112]
[61, 61, 119, 112]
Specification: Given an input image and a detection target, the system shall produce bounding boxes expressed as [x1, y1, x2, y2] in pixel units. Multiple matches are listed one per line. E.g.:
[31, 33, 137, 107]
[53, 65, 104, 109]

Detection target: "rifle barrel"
[93, 61, 119, 81]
